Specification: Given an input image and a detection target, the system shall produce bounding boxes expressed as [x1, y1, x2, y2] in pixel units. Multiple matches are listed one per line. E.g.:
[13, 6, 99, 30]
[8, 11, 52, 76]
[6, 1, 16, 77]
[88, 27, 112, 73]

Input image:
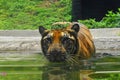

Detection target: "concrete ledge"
[0, 37, 41, 51]
[0, 28, 120, 52]
[94, 37, 120, 50]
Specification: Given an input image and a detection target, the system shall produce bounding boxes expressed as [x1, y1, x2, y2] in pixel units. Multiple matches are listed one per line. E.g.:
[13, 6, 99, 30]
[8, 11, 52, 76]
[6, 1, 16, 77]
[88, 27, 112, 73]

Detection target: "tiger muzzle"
[46, 49, 66, 62]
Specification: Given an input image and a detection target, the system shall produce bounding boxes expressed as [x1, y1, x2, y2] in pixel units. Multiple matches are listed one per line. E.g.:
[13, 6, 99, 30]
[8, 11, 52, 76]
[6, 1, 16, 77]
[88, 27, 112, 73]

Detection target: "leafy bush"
[79, 8, 120, 28]
[0, 0, 119, 30]
[0, 0, 72, 30]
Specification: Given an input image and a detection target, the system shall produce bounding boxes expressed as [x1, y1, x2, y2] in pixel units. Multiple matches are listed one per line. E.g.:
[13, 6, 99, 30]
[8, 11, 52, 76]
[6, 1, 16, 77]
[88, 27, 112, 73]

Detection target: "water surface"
[0, 51, 120, 80]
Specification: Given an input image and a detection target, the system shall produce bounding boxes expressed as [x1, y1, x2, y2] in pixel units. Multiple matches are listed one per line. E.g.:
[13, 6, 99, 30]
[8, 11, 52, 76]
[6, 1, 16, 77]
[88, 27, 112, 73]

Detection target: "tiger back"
[68, 23, 95, 59]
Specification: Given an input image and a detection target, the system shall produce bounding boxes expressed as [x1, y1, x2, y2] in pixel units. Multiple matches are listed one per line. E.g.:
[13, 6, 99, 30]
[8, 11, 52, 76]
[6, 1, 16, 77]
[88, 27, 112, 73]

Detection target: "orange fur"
[68, 23, 95, 59]
[47, 30, 67, 54]
[54, 22, 95, 59]
[41, 22, 95, 61]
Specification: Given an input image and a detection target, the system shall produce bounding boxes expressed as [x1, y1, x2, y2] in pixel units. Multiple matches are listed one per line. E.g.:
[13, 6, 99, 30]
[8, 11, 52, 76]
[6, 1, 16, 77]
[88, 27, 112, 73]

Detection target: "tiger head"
[39, 23, 80, 62]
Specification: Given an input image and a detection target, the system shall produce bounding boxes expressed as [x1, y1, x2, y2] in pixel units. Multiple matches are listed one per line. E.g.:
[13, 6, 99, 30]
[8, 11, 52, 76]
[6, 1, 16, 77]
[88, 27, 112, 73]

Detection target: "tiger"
[38, 22, 95, 62]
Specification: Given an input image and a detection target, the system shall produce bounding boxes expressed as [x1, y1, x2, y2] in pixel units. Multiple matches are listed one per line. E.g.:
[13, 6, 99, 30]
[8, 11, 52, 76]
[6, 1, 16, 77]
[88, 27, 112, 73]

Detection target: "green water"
[0, 51, 120, 80]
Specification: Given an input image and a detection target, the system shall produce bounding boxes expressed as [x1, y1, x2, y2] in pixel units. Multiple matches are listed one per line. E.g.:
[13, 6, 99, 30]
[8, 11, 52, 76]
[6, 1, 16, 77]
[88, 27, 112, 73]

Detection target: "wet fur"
[39, 22, 95, 62]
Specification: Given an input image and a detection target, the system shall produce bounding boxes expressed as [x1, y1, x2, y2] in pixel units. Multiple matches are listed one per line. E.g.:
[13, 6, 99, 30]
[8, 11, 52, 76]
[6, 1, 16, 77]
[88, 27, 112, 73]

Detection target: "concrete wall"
[0, 28, 120, 53]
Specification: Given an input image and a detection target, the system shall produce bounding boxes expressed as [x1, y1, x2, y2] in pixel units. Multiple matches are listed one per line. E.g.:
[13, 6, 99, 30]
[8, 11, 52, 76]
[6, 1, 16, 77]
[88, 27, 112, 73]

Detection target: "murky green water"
[0, 51, 120, 80]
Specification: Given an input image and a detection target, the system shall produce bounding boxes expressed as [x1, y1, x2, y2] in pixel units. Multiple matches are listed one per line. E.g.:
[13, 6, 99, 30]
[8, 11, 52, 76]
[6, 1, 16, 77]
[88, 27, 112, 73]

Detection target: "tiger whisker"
[65, 55, 80, 65]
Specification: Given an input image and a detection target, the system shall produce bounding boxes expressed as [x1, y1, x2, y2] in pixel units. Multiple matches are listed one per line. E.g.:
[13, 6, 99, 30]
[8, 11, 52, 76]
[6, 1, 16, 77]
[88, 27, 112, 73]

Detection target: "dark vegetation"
[79, 9, 120, 28]
[0, 0, 119, 30]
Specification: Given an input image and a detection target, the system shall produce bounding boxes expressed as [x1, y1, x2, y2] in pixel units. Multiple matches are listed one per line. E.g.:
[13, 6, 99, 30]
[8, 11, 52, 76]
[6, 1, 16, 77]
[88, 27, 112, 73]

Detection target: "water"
[0, 51, 120, 80]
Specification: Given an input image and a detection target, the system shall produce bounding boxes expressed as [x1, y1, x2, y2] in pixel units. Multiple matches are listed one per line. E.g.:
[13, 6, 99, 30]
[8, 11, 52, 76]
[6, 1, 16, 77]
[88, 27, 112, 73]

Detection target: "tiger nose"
[50, 49, 62, 55]
[52, 43, 62, 51]
[53, 43, 62, 47]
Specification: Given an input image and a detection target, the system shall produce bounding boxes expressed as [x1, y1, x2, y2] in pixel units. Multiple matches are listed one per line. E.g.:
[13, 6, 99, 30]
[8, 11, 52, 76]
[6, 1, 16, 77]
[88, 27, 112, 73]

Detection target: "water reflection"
[80, 70, 93, 80]
[42, 60, 94, 80]
[0, 51, 120, 80]
[41, 53, 120, 80]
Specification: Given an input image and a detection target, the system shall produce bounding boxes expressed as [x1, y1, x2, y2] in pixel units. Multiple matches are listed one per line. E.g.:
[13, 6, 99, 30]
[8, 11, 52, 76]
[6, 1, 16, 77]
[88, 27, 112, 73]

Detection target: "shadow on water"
[0, 51, 120, 80]
[42, 61, 94, 80]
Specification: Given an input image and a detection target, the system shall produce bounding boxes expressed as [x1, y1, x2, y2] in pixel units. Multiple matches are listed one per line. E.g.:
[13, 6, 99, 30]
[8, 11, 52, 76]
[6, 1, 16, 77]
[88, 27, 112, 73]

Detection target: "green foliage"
[91, 73, 120, 80]
[79, 8, 120, 28]
[51, 23, 70, 29]
[0, 0, 119, 30]
[0, 0, 72, 30]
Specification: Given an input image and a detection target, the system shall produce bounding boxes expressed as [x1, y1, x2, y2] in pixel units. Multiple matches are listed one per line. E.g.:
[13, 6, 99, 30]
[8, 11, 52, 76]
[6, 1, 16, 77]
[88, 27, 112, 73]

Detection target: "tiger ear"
[38, 26, 46, 36]
[71, 23, 80, 33]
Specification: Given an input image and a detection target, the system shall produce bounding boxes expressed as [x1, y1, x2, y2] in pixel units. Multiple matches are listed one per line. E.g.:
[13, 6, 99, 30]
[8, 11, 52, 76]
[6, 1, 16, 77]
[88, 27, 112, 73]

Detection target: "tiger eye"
[45, 37, 52, 44]
[61, 36, 68, 43]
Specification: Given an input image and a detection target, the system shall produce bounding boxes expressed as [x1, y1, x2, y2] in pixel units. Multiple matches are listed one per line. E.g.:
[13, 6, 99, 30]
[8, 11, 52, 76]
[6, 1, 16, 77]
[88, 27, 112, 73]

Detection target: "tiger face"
[39, 24, 80, 62]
